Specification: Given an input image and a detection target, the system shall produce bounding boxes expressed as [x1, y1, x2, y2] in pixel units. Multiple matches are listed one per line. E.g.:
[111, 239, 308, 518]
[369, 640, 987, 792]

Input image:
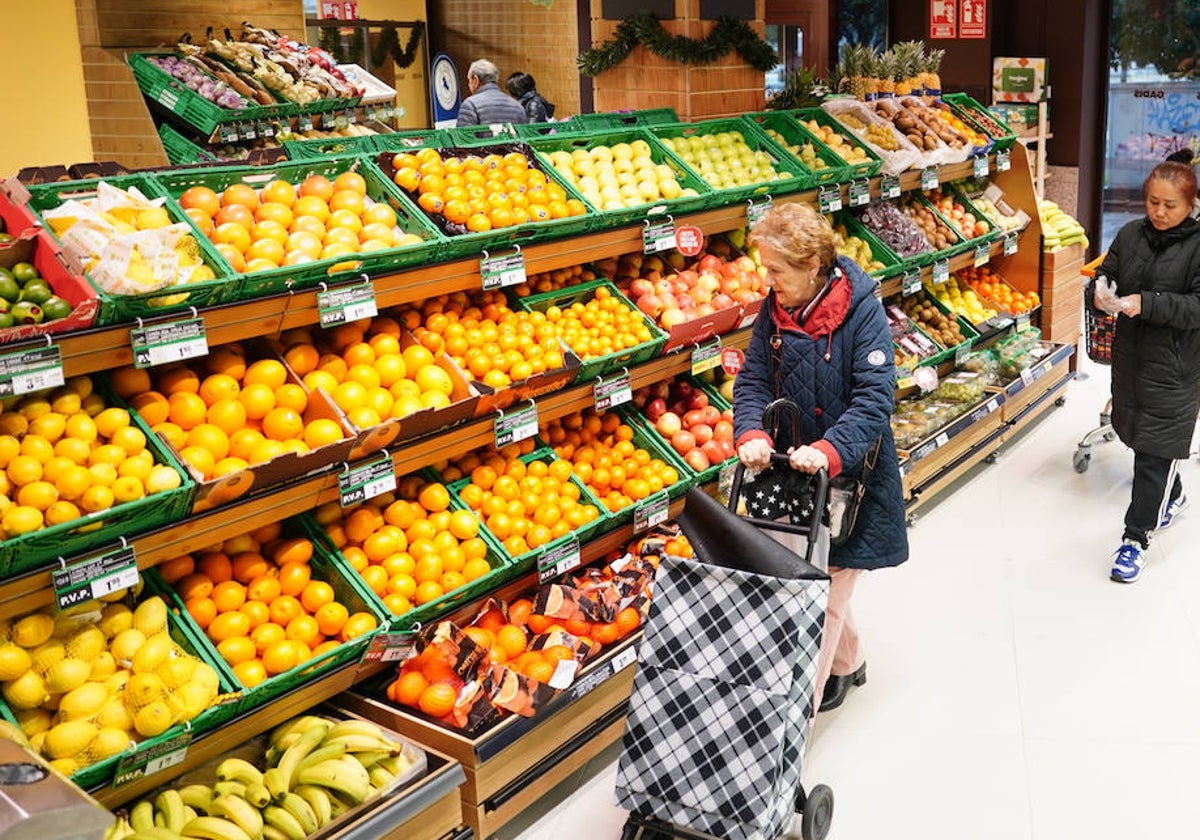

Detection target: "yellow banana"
[179, 785, 214, 814]
[129, 801, 156, 834]
[179, 815, 252, 840]
[262, 806, 306, 840]
[128, 830, 182, 840]
[260, 827, 291, 840]
[182, 806, 198, 824]
[275, 719, 332, 790]
[296, 757, 370, 804]
[280, 792, 319, 834]
[105, 816, 133, 840]
[368, 764, 396, 789]
[268, 715, 333, 750]
[214, 757, 263, 787]
[322, 734, 401, 755]
[296, 741, 346, 771]
[243, 781, 272, 809]
[375, 753, 414, 776]
[294, 785, 332, 827]
[349, 749, 394, 769]
[322, 719, 385, 741]
[262, 767, 289, 802]
[209, 794, 263, 839]
[154, 789, 186, 833]
[211, 781, 246, 799]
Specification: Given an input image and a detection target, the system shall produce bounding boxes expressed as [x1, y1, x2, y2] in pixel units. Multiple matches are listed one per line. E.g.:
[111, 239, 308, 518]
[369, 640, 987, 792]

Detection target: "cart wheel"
[1073, 450, 1091, 473]
[1103, 431, 1117, 442]
[799, 784, 834, 840]
[984, 453, 997, 464]
[906, 513, 918, 527]
[1054, 396, 1067, 407]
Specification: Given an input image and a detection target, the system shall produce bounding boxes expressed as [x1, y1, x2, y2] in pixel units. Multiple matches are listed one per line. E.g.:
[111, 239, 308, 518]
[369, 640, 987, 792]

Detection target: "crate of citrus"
[0, 377, 195, 577]
[151, 156, 447, 299]
[18, 175, 234, 326]
[149, 519, 383, 715]
[304, 470, 513, 631]
[111, 339, 356, 513]
[376, 143, 597, 261]
[0, 591, 235, 789]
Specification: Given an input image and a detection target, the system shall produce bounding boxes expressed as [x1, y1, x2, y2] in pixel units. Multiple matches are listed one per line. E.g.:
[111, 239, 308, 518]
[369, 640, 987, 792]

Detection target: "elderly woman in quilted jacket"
[1093, 160, 1200, 584]
[734, 203, 908, 714]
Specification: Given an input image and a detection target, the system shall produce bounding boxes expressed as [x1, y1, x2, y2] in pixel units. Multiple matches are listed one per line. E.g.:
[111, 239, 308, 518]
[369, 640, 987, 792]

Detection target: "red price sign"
[930, 0, 957, 38]
[721, 347, 745, 375]
[959, 0, 986, 38]
[675, 225, 705, 257]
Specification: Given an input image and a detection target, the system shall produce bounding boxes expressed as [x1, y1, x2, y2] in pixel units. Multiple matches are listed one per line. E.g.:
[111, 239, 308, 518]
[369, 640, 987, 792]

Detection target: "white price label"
[318, 283, 378, 327]
[610, 646, 638, 673]
[921, 165, 940, 190]
[480, 251, 527, 291]
[818, 185, 842, 213]
[145, 748, 188, 776]
[643, 220, 677, 254]
[997, 150, 1011, 171]
[974, 155, 990, 178]
[131, 318, 208, 370]
[594, 374, 632, 411]
[495, 404, 539, 448]
[0, 345, 65, 397]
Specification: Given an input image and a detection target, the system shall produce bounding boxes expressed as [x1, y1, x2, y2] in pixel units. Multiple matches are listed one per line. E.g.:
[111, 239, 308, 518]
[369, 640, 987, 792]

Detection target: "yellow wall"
[355, 0, 430, 128]
[0, 2, 93, 176]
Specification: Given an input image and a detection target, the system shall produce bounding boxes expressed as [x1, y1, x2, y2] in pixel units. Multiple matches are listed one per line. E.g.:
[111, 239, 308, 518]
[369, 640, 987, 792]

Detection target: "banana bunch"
[1037, 199, 1090, 251]
[108, 715, 415, 840]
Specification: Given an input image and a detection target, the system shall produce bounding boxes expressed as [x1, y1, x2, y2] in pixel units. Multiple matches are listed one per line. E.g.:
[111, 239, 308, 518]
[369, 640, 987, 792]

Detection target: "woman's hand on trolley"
[788, 444, 829, 475]
[737, 438, 773, 470]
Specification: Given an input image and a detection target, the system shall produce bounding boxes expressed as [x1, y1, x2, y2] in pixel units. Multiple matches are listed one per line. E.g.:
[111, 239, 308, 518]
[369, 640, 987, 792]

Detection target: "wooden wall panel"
[95, 0, 304, 48]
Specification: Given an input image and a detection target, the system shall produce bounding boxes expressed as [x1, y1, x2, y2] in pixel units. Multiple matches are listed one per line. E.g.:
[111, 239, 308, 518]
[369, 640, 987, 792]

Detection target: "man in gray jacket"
[456, 59, 528, 127]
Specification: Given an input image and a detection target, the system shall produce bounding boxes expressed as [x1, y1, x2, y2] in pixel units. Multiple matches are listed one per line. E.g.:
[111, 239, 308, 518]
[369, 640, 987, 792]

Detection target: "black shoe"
[818, 663, 866, 713]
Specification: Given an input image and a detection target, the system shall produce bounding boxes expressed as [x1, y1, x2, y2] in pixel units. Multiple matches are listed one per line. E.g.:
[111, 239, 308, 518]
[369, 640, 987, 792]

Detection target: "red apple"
[661, 308, 688, 329]
[636, 294, 663, 318]
[656, 412, 682, 436]
[700, 405, 720, 425]
[629, 278, 654, 299]
[713, 420, 734, 442]
[691, 423, 714, 446]
[701, 439, 727, 465]
[688, 391, 710, 411]
[683, 408, 707, 428]
[671, 429, 696, 455]
[684, 449, 711, 472]
[646, 398, 668, 421]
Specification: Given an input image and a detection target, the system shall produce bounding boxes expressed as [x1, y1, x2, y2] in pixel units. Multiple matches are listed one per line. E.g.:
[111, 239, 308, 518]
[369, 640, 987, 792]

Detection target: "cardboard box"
[992, 58, 1049, 103]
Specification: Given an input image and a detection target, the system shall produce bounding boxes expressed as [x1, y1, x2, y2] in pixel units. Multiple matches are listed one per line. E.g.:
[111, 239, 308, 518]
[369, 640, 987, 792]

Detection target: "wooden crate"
[993, 342, 1076, 423]
[1042, 243, 1087, 273]
[901, 393, 1007, 498]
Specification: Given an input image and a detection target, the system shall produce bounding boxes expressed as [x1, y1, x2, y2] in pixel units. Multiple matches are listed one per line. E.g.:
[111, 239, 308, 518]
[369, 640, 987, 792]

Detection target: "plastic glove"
[737, 438, 773, 470]
[1093, 276, 1125, 315]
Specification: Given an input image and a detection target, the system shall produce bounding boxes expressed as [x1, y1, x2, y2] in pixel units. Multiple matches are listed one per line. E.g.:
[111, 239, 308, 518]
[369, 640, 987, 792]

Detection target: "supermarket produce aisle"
[508, 352, 1200, 840]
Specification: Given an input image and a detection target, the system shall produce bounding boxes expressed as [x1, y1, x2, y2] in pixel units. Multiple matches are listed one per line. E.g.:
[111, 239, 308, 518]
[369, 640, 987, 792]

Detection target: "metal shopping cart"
[1074, 254, 1119, 473]
[615, 400, 834, 840]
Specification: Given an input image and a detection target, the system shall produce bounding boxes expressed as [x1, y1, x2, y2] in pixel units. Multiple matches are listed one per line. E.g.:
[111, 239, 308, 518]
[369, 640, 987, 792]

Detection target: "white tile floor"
[500, 352, 1200, 840]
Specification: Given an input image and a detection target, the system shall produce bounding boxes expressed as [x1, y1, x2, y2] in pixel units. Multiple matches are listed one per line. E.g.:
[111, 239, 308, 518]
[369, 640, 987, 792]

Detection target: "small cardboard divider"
[376, 142, 603, 262]
[648, 118, 812, 203]
[0, 383, 196, 578]
[527, 127, 714, 226]
[464, 346, 582, 418]
[20, 174, 237, 326]
[148, 518, 384, 716]
[149, 155, 449, 298]
[514, 278, 667, 385]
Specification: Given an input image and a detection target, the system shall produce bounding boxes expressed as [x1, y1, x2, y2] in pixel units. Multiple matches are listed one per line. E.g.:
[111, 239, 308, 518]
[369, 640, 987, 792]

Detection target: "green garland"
[371, 24, 424, 70]
[578, 11, 778, 76]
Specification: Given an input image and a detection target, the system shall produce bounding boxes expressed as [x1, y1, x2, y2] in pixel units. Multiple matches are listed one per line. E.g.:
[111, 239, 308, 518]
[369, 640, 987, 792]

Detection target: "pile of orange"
[389, 148, 587, 233]
[177, 172, 426, 275]
[397, 291, 567, 388]
[274, 316, 456, 431]
[160, 522, 377, 688]
[957, 266, 1040, 315]
[112, 343, 348, 481]
[543, 285, 656, 360]
[512, 262, 594, 298]
[544, 409, 682, 513]
[0, 375, 185, 539]
[313, 474, 495, 617]
[385, 645, 464, 720]
[444, 441, 602, 559]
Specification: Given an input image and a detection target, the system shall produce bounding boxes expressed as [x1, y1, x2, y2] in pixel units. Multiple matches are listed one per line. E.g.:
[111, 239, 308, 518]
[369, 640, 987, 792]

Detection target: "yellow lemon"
[132, 701, 173, 738]
[44, 719, 98, 759]
[11, 613, 54, 648]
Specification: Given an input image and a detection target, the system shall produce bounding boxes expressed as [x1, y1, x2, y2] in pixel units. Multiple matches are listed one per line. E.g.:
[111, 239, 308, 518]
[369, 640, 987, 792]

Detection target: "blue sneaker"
[1159, 495, 1189, 529]
[1110, 541, 1146, 583]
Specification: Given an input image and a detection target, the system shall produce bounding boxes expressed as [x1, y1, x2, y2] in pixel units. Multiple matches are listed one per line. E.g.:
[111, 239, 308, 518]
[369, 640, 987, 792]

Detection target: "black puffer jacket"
[1097, 217, 1200, 458]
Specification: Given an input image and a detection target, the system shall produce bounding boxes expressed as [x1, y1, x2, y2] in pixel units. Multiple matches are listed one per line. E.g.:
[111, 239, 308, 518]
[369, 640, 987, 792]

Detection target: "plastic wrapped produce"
[856, 201, 931, 259]
[822, 99, 922, 173]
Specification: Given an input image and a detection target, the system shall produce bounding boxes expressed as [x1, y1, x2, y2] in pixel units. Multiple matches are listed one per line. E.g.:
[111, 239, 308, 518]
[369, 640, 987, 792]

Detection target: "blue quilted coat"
[733, 256, 909, 570]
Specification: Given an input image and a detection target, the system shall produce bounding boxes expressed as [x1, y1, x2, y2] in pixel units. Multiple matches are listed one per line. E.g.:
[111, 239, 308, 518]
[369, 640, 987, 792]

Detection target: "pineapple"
[922, 48, 945, 94]
[877, 48, 898, 97]
[838, 44, 874, 100]
[892, 41, 925, 96]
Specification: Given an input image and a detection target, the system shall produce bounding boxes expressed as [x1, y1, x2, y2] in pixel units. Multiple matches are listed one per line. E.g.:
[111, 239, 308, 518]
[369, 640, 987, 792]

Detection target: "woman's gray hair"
[468, 59, 500, 84]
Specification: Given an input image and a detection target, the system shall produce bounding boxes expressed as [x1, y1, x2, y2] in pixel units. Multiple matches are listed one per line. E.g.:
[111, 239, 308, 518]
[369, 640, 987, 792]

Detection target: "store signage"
[996, 149, 1011, 171]
[319, 1, 358, 20]
[932, 259, 950, 285]
[974, 243, 990, 267]
[594, 372, 632, 411]
[1003, 232, 1019, 256]
[337, 454, 396, 508]
[53, 545, 138, 611]
[902, 270, 922, 297]
[960, 0, 986, 38]
[113, 731, 191, 788]
[848, 179, 871, 207]
[930, 0, 957, 38]
[721, 346, 744, 375]
[818, 184, 842, 213]
[633, 490, 671, 534]
[480, 250, 527, 290]
[691, 339, 723, 375]
[131, 317, 209, 369]
[0, 344, 64, 397]
[880, 174, 901, 201]
[495, 403, 538, 448]
[361, 631, 416, 663]
[538, 536, 581, 583]
[317, 281, 377, 327]
[973, 155, 990, 179]
[747, 197, 772, 227]
[643, 219, 677, 254]
[675, 224, 705, 257]
[298, 113, 314, 132]
[921, 165, 940, 191]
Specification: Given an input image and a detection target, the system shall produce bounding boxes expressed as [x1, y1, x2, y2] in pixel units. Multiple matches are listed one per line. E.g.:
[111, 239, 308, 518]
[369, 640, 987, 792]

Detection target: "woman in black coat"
[1095, 160, 1200, 582]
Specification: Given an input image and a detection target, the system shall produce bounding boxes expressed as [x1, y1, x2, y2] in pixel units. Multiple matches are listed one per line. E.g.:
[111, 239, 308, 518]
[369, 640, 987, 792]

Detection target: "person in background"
[1092, 160, 1200, 583]
[456, 59, 527, 127]
[733, 203, 909, 713]
[505, 72, 556, 123]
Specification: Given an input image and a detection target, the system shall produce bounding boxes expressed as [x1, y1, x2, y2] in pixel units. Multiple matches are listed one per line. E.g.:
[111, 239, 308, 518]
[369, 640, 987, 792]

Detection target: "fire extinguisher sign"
[930, 0, 956, 38]
[960, 0, 986, 38]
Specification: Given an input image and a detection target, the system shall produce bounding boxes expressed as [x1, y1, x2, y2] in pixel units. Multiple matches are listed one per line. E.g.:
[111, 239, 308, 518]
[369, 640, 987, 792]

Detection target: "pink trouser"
[814, 566, 864, 704]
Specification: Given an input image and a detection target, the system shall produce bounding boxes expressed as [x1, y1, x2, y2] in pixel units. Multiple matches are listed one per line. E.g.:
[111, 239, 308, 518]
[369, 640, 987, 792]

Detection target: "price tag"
[747, 198, 772, 227]
[610, 645, 638, 673]
[955, 343, 972, 366]
[997, 150, 1011, 172]
[317, 281, 378, 327]
[974, 243, 990, 268]
[932, 259, 950, 286]
[721, 346, 744, 375]
[1003, 232, 1019, 256]
[1016, 312, 1032, 332]
[333, 112, 350, 130]
[880, 174, 901, 200]
[691, 339, 722, 375]
[53, 544, 138, 611]
[0, 344, 65, 397]
[902, 270, 922, 297]
[239, 122, 257, 140]
[112, 731, 191, 788]
[361, 631, 417, 663]
[337, 455, 397, 508]
[218, 124, 238, 143]
[130, 317, 208, 369]
[633, 490, 670, 534]
[973, 155, 990, 179]
[480, 251, 527, 291]
[593, 373, 632, 411]
[643, 219, 677, 254]
[256, 120, 273, 138]
[346, 108, 358, 124]
[495, 403, 538, 448]
[921, 165, 940, 190]
[817, 184, 842, 213]
[298, 113, 314, 132]
[848, 179, 871, 207]
[675, 224, 704, 257]
[538, 535, 581, 583]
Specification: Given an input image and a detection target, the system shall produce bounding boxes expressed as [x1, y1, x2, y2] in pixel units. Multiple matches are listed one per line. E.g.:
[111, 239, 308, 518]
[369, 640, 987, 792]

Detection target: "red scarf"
[771, 269, 852, 338]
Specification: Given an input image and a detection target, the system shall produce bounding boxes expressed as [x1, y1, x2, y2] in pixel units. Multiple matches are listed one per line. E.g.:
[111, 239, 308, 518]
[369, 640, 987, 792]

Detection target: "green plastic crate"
[742, 112, 854, 186]
[443, 124, 520, 147]
[528, 128, 714, 226]
[576, 109, 680, 129]
[153, 521, 384, 716]
[899, 289, 982, 369]
[376, 143, 603, 262]
[0, 384, 196, 578]
[372, 128, 451, 153]
[24, 174, 238, 325]
[942, 93, 1017, 152]
[904, 190, 993, 259]
[150, 155, 449, 298]
[513, 121, 590, 140]
[832, 211, 905, 280]
[515, 278, 667, 385]
[282, 134, 380, 160]
[624, 377, 737, 488]
[923, 183, 1001, 253]
[129, 52, 295, 137]
[790, 108, 885, 179]
[157, 124, 220, 166]
[649, 118, 812, 204]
